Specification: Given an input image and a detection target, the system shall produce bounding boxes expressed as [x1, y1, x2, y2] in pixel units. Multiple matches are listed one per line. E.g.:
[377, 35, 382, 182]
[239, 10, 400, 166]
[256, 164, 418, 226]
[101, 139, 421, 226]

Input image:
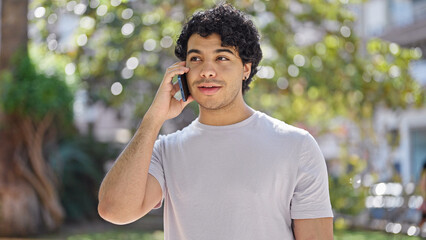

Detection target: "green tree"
[0, 53, 73, 235]
[0, 0, 74, 236]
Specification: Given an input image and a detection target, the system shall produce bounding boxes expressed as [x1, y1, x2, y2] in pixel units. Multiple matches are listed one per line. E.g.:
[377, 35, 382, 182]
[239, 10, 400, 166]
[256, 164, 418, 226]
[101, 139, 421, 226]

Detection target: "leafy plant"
[49, 135, 120, 222]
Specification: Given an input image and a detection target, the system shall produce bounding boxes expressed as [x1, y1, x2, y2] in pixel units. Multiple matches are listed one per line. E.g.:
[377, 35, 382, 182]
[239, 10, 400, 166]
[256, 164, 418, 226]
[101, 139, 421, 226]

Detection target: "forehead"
[187, 33, 237, 54]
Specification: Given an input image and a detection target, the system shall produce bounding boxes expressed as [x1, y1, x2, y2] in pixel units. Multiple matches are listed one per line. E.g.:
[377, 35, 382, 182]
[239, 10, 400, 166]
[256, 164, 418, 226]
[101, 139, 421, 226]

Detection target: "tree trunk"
[0, 131, 43, 235]
[0, 115, 64, 236]
[0, 0, 28, 70]
[0, 0, 64, 236]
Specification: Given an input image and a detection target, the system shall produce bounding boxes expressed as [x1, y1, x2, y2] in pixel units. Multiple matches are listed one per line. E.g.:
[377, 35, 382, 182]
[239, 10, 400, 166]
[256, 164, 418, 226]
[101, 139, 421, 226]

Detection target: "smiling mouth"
[197, 85, 222, 95]
[194, 79, 225, 95]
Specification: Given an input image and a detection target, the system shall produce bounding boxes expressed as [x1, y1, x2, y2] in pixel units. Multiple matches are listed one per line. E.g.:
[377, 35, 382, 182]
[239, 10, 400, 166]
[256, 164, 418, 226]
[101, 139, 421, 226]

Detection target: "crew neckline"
[193, 111, 261, 131]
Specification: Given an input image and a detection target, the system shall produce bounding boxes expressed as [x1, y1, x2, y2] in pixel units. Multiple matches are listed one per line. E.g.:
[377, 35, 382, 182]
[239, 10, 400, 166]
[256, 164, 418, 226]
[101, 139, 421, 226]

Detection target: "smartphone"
[177, 73, 190, 102]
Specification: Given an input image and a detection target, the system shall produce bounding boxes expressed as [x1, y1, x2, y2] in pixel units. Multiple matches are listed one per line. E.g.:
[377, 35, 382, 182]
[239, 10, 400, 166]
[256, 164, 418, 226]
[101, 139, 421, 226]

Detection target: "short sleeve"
[290, 133, 333, 219]
[148, 138, 166, 209]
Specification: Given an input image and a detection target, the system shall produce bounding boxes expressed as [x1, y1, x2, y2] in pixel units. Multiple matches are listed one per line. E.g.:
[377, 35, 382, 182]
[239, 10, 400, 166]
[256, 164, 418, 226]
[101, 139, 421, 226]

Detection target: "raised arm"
[97, 62, 192, 225]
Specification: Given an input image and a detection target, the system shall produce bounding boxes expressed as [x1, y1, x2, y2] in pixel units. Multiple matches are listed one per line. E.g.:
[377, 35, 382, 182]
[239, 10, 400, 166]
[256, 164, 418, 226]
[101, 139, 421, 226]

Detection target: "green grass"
[63, 229, 423, 240]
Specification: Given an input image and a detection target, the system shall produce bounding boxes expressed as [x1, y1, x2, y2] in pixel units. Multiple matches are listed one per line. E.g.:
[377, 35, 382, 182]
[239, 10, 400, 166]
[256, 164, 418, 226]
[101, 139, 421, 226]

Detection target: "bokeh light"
[76, 34, 88, 46]
[143, 13, 160, 26]
[392, 223, 402, 234]
[66, 1, 76, 11]
[34, 7, 46, 18]
[89, 0, 100, 9]
[111, 82, 123, 95]
[340, 26, 351, 38]
[253, 1, 266, 12]
[47, 13, 57, 24]
[115, 129, 131, 144]
[121, 8, 133, 20]
[413, 47, 422, 58]
[121, 67, 134, 79]
[48, 39, 58, 51]
[288, 65, 299, 77]
[256, 66, 275, 79]
[408, 195, 423, 209]
[407, 226, 420, 236]
[121, 23, 135, 36]
[389, 43, 400, 55]
[277, 77, 289, 90]
[74, 3, 87, 15]
[261, 44, 278, 60]
[96, 5, 108, 16]
[111, 0, 122, 7]
[160, 36, 173, 48]
[293, 54, 305, 67]
[143, 39, 157, 51]
[65, 63, 76, 75]
[80, 16, 95, 30]
[405, 182, 415, 195]
[126, 57, 139, 70]
[389, 65, 400, 78]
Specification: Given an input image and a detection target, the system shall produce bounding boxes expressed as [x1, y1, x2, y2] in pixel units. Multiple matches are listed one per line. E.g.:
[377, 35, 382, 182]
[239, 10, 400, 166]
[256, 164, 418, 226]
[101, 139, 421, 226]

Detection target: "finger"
[171, 61, 186, 67]
[176, 61, 186, 66]
[166, 61, 187, 73]
[170, 82, 181, 96]
[163, 66, 189, 85]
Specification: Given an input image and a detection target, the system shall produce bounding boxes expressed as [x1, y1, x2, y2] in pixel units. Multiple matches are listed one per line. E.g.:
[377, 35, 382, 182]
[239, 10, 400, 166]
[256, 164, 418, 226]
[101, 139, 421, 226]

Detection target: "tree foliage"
[0, 53, 73, 124]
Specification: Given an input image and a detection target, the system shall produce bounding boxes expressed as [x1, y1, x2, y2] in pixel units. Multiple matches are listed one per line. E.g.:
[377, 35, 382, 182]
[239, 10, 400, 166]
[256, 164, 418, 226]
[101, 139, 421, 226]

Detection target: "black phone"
[177, 73, 190, 102]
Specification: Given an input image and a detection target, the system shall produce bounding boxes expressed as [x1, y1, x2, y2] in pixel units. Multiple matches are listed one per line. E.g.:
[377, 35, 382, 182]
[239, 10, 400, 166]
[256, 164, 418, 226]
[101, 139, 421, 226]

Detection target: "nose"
[200, 61, 217, 79]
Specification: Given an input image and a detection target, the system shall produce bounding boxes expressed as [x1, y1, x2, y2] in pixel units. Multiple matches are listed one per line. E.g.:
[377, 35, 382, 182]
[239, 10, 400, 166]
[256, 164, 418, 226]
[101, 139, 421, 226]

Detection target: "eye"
[217, 56, 229, 61]
[190, 56, 201, 61]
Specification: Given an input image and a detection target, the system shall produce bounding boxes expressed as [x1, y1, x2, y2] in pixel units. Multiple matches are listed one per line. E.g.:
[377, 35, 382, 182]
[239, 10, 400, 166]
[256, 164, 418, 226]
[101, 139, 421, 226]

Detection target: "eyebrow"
[187, 48, 235, 55]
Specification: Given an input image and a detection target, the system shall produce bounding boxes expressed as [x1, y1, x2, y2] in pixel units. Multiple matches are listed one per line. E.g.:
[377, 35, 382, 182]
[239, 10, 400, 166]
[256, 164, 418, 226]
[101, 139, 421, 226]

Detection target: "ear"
[243, 62, 252, 79]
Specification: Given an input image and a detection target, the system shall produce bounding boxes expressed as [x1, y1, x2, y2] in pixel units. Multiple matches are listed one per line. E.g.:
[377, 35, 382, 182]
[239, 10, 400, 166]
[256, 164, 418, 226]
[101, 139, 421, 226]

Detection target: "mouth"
[197, 83, 222, 95]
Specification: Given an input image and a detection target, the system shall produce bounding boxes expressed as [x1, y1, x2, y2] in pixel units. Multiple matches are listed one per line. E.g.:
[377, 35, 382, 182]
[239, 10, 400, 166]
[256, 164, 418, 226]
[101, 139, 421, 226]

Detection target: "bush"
[49, 135, 120, 222]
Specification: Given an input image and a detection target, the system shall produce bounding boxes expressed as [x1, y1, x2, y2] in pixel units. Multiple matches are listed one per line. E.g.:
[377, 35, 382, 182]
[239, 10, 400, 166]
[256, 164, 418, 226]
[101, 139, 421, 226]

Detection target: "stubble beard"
[197, 87, 242, 112]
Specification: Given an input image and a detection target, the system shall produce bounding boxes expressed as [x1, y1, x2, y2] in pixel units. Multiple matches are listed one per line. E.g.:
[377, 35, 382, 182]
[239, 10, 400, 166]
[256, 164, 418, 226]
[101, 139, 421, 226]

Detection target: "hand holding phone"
[146, 62, 191, 122]
[177, 73, 191, 102]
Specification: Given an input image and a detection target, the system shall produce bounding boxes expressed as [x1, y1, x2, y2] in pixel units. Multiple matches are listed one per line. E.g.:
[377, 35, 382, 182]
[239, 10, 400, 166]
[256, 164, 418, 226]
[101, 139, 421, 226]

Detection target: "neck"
[198, 99, 254, 126]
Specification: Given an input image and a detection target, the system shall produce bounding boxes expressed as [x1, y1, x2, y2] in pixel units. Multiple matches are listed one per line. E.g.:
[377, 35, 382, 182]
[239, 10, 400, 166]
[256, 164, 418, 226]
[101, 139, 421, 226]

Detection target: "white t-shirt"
[149, 111, 333, 240]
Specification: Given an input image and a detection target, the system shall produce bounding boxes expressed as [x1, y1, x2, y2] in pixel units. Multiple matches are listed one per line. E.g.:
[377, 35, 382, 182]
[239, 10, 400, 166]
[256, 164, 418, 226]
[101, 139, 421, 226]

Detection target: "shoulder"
[254, 111, 311, 139]
[156, 120, 198, 145]
[254, 112, 321, 155]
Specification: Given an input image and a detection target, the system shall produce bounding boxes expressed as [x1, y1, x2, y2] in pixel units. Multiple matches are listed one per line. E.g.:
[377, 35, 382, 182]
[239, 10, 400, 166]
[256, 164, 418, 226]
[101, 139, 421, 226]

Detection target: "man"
[98, 3, 333, 240]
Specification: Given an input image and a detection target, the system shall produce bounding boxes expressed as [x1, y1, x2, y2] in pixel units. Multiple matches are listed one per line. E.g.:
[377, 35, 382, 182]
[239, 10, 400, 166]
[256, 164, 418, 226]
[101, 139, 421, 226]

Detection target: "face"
[185, 33, 252, 111]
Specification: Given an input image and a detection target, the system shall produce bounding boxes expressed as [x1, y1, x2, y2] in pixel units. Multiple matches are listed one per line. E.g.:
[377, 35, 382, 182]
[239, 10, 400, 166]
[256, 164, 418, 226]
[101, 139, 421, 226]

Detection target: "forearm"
[293, 218, 334, 240]
[98, 112, 163, 222]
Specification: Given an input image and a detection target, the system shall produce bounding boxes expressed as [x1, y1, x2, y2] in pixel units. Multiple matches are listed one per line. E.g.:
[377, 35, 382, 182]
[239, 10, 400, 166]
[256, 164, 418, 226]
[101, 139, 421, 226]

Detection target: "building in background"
[355, 0, 426, 184]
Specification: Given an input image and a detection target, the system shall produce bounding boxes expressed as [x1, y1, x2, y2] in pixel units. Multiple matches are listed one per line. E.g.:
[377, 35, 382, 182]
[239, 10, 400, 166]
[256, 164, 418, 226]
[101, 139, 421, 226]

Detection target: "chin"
[198, 100, 232, 111]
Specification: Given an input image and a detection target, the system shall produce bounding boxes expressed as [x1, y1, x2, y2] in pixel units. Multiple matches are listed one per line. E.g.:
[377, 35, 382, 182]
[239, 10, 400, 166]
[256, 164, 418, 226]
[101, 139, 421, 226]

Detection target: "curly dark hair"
[175, 3, 262, 94]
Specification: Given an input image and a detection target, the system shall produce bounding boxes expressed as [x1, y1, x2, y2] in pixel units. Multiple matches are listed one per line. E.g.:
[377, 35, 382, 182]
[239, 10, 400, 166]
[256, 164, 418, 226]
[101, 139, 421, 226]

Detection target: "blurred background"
[0, 0, 425, 239]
